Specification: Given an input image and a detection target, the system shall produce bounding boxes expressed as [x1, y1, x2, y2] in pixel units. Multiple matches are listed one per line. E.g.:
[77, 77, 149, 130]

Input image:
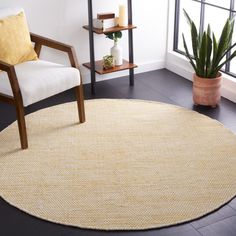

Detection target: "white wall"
[0, 0, 169, 84]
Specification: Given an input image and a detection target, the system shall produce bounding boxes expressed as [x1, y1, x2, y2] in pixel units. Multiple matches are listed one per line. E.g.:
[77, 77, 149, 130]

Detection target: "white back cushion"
[0, 7, 24, 19]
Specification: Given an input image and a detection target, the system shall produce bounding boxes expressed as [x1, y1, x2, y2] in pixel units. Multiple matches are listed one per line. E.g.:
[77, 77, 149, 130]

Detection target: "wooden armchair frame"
[0, 33, 85, 149]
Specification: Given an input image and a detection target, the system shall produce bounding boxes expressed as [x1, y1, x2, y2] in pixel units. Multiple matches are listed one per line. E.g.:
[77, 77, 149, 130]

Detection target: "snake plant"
[182, 9, 236, 78]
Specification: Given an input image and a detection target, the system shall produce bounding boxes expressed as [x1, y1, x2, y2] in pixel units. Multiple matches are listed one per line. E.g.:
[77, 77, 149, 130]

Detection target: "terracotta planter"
[193, 73, 222, 107]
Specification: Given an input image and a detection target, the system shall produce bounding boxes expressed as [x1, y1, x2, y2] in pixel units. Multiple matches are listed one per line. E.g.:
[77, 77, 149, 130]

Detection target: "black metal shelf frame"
[87, 0, 135, 94]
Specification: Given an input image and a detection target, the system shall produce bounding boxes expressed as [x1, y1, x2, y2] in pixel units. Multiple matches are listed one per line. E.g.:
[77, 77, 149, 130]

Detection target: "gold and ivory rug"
[0, 99, 236, 230]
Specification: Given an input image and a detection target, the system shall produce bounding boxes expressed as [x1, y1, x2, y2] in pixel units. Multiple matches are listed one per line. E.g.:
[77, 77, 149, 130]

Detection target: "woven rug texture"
[0, 99, 236, 230]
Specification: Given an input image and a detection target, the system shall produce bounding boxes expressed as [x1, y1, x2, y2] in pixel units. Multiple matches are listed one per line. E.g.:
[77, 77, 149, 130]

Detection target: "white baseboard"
[80, 60, 165, 84]
[221, 75, 236, 103]
[165, 52, 193, 81]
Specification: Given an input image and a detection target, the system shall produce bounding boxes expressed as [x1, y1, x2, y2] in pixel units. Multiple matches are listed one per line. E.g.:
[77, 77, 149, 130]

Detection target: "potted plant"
[182, 9, 236, 107]
[102, 55, 115, 70]
[105, 31, 123, 66]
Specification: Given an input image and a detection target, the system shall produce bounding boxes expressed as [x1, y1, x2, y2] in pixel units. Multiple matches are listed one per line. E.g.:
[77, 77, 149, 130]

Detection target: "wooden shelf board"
[83, 25, 137, 34]
[83, 59, 137, 75]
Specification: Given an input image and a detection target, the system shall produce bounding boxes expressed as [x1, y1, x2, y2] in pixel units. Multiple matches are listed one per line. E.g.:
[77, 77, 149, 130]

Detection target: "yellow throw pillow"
[0, 11, 38, 65]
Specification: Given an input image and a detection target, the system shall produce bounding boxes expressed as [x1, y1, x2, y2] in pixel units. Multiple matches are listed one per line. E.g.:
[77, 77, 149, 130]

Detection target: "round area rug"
[0, 99, 236, 230]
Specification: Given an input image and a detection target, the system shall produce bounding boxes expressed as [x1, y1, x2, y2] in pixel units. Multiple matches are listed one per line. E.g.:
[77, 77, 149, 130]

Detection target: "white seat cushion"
[0, 60, 81, 106]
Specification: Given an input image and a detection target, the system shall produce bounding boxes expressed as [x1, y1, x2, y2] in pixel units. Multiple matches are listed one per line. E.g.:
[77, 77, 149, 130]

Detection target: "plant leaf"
[105, 32, 114, 40]
[230, 13, 236, 24]
[216, 50, 236, 72]
[105, 31, 122, 41]
[191, 22, 200, 68]
[207, 24, 211, 37]
[217, 42, 236, 66]
[115, 31, 122, 39]
[206, 34, 212, 77]
[212, 33, 218, 68]
[228, 20, 234, 42]
[214, 19, 231, 66]
[183, 8, 192, 25]
[182, 33, 197, 73]
[199, 32, 207, 77]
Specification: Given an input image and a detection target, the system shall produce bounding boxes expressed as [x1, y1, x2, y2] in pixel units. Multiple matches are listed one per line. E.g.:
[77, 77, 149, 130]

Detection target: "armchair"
[0, 8, 85, 149]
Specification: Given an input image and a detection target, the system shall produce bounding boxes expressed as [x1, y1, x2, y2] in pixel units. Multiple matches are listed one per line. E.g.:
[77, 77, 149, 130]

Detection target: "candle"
[118, 4, 127, 27]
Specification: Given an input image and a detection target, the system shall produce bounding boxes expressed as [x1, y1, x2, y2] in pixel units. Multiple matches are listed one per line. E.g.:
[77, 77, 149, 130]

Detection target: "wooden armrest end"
[0, 60, 14, 72]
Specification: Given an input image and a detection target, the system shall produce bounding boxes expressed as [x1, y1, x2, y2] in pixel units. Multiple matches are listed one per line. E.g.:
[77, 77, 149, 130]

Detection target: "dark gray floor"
[1, 69, 236, 236]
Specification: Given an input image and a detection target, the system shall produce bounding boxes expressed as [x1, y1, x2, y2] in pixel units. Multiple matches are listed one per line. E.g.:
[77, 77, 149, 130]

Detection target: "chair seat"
[0, 60, 81, 106]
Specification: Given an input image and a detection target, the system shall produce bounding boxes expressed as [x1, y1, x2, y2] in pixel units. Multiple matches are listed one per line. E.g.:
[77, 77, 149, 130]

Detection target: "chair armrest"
[0, 60, 23, 104]
[30, 32, 73, 53]
[0, 60, 14, 72]
[30, 33, 79, 68]
[0, 60, 19, 87]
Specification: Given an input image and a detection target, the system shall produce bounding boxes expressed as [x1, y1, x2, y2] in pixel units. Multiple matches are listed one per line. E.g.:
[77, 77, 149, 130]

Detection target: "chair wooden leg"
[15, 103, 28, 149]
[75, 84, 85, 123]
